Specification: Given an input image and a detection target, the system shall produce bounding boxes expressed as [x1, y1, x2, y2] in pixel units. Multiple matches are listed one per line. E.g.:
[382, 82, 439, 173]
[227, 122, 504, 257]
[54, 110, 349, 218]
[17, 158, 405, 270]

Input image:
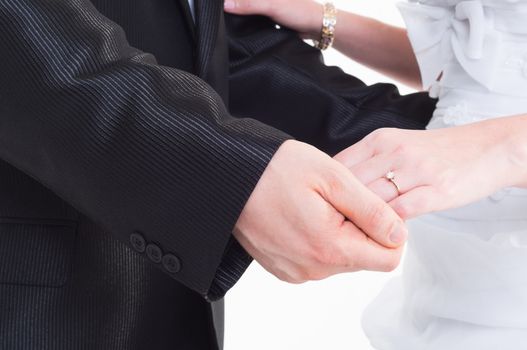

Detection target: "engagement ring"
[385, 171, 401, 195]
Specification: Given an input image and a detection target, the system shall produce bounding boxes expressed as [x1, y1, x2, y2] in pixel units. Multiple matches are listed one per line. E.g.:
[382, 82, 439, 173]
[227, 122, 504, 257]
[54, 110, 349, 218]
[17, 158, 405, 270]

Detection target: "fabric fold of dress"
[363, 1, 527, 349]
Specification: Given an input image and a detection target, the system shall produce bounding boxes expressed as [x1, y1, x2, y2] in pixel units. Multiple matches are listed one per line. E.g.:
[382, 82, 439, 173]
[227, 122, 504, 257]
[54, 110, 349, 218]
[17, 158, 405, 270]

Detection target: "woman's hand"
[224, 0, 323, 40]
[334, 116, 527, 220]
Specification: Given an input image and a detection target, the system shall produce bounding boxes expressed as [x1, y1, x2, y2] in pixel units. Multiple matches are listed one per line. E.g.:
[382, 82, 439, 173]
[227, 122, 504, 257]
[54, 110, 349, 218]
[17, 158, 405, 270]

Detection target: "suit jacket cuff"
[206, 237, 253, 301]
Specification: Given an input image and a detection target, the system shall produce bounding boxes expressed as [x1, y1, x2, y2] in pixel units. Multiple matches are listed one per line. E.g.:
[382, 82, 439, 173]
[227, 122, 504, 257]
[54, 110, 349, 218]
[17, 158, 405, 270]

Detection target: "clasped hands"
[235, 140, 407, 283]
[235, 118, 527, 283]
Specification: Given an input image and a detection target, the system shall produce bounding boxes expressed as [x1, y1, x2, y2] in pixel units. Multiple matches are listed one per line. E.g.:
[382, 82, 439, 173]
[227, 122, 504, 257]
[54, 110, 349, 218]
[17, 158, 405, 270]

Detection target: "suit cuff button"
[130, 232, 146, 253]
[146, 244, 163, 264]
[162, 254, 182, 274]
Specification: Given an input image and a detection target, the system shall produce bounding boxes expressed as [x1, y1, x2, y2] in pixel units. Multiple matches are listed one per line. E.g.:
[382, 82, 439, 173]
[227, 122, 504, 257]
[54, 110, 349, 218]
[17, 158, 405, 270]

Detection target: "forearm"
[0, 0, 289, 297]
[225, 1, 422, 88]
[451, 113, 527, 190]
[331, 12, 422, 90]
[240, 1, 423, 89]
[301, 8, 421, 89]
[490, 115, 527, 188]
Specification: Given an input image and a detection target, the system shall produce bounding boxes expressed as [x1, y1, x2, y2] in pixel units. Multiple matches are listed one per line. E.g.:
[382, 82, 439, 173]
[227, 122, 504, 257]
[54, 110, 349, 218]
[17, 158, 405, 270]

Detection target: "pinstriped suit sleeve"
[0, 0, 290, 298]
[226, 15, 436, 156]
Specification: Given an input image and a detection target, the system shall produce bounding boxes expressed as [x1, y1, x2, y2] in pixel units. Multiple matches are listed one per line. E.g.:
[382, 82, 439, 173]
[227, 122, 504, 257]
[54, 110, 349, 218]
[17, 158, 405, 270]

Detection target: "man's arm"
[226, 15, 436, 156]
[0, 0, 409, 303]
[210, 15, 435, 298]
[0, 0, 290, 298]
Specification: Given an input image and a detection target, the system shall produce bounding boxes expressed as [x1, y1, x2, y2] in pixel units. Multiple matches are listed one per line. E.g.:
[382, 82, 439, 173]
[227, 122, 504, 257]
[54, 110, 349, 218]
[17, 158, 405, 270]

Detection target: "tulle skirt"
[362, 188, 527, 349]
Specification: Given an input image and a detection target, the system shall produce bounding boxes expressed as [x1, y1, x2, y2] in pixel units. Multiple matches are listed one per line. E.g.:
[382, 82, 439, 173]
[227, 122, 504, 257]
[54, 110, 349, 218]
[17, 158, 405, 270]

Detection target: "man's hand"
[234, 140, 408, 283]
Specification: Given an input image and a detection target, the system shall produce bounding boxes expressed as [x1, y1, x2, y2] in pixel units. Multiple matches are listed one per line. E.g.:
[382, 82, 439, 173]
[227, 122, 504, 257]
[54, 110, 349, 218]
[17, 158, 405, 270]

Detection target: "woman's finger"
[389, 186, 442, 220]
[335, 128, 404, 169]
[367, 178, 402, 203]
[349, 153, 399, 185]
[324, 167, 407, 249]
[334, 140, 376, 169]
[366, 167, 422, 203]
[224, 0, 270, 14]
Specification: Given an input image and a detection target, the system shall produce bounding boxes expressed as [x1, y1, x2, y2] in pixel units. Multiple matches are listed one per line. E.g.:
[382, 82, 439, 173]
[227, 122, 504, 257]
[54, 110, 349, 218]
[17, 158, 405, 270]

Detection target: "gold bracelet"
[314, 2, 337, 51]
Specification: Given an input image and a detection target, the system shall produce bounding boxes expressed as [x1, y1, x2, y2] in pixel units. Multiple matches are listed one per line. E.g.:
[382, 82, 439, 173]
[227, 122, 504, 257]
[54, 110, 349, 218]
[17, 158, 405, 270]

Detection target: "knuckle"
[292, 269, 311, 284]
[289, 277, 308, 285]
[327, 176, 343, 196]
[365, 129, 383, 145]
[368, 128, 385, 141]
[309, 238, 346, 268]
[275, 273, 290, 283]
[272, 269, 292, 283]
[280, 263, 313, 283]
[278, 270, 307, 284]
[305, 269, 329, 281]
[322, 167, 346, 198]
[393, 143, 411, 157]
[368, 128, 396, 144]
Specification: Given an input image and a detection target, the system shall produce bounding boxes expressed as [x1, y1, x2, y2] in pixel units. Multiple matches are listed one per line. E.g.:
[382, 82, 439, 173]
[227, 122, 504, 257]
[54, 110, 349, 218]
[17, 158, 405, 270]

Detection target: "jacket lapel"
[195, 0, 222, 78]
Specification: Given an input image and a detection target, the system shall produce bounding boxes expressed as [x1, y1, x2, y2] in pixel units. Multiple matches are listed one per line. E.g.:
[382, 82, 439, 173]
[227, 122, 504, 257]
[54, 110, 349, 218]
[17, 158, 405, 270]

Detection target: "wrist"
[473, 115, 527, 189]
[304, 2, 325, 40]
[502, 116, 527, 187]
[311, 2, 338, 49]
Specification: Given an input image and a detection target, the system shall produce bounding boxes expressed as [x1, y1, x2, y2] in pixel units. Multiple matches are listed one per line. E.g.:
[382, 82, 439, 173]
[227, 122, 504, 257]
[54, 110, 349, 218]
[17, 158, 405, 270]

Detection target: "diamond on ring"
[385, 171, 401, 195]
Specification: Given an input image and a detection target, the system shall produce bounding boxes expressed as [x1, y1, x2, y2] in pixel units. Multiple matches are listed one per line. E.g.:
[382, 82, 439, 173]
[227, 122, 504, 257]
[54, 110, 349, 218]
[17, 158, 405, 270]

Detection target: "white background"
[224, 1, 414, 349]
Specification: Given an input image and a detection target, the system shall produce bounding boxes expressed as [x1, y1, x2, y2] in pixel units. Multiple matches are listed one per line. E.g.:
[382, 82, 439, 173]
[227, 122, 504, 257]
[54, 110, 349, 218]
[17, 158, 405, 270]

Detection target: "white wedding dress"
[362, 1, 527, 349]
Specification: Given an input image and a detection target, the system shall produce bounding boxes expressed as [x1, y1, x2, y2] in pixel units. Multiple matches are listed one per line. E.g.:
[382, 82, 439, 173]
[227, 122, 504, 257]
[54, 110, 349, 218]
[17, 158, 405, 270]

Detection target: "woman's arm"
[333, 12, 421, 89]
[334, 115, 527, 219]
[224, 0, 422, 89]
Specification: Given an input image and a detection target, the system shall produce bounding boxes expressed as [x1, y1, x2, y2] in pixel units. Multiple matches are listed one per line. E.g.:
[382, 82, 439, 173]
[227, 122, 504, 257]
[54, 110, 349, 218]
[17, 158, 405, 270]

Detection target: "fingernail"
[389, 224, 408, 245]
[224, 1, 235, 9]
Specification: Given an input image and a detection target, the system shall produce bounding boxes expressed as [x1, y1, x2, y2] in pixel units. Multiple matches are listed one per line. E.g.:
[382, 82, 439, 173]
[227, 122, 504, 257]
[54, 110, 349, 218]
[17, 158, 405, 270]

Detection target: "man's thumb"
[323, 166, 408, 249]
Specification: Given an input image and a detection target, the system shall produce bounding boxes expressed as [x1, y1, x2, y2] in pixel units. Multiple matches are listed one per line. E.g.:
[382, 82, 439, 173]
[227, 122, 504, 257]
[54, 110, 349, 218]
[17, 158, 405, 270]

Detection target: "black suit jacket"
[0, 0, 436, 349]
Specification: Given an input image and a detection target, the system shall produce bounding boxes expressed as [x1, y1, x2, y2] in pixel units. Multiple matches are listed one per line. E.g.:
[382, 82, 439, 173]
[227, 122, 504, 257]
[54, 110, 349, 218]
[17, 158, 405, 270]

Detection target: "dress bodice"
[398, 0, 527, 126]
